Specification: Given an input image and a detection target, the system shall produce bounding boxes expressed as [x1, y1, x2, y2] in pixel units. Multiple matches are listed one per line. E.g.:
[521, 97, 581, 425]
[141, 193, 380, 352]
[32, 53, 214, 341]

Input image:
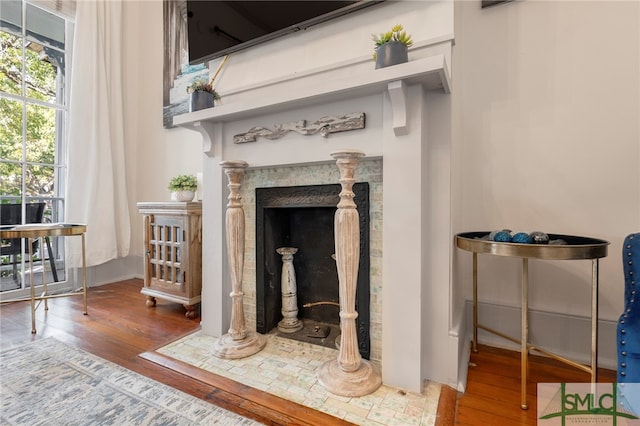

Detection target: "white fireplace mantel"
[174, 55, 451, 146]
[173, 50, 458, 393]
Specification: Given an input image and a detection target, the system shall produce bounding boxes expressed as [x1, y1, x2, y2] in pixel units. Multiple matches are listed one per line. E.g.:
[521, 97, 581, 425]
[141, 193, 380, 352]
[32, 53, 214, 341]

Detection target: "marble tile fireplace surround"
[174, 51, 457, 393]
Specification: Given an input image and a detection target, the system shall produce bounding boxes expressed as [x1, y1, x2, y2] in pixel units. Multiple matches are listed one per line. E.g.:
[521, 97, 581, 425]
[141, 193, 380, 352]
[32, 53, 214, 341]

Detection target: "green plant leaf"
[371, 24, 413, 58]
[168, 174, 198, 191]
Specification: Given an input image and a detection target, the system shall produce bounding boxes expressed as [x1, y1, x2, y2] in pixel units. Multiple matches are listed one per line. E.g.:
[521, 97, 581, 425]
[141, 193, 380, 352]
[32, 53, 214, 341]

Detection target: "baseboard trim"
[83, 255, 143, 287]
[450, 305, 470, 392]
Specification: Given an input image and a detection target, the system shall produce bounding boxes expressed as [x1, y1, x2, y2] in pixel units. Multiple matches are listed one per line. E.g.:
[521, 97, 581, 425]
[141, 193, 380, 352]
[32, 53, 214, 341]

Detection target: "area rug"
[0, 338, 261, 425]
[152, 331, 440, 425]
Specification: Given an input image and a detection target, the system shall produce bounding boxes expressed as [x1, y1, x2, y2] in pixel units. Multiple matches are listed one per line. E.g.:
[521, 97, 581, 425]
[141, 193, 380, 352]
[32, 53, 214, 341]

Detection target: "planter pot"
[173, 190, 195, 202]
[189, 91, 215, 112]
[375, 41, 409, 69]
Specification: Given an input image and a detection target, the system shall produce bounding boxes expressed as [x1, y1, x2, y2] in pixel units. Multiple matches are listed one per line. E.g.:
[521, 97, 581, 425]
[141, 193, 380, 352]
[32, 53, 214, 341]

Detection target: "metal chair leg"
[44, 237, 58, 282]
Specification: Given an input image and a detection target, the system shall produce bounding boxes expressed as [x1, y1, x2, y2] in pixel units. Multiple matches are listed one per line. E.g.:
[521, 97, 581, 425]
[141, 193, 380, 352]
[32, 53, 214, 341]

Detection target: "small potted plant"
[187, 78, 221, 112]
[372, 24, 414, 69]
[168, 174, 198, 202]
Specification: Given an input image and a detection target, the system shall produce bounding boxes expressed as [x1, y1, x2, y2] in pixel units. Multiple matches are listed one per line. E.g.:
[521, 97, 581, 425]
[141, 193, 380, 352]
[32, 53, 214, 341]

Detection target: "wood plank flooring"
[0, 279, 341, 425]
[0, 279, 617, 425]
[452, 345, 617, 425]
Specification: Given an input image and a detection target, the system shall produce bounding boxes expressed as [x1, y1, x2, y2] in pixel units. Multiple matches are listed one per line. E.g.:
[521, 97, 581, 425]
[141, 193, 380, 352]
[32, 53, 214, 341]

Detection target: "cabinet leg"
[145, 296, 156, 307]
[184, 304, 198, 319]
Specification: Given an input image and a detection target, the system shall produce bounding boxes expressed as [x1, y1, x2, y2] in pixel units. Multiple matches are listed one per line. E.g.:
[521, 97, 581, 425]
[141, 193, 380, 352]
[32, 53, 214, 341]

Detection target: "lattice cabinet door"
[137, 202, 202, 318]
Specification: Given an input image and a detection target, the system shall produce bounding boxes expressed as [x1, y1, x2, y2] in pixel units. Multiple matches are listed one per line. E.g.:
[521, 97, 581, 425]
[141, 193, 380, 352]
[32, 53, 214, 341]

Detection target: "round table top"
[456, 231, 609, 260]
[0, 223, 86, 239]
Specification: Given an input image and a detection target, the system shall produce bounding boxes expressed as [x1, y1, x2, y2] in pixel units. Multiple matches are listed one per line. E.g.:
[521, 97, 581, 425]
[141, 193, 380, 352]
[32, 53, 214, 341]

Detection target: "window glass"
[0, 31, 23, 96]
[26, 3, 64, 49]
[0, 0, 70, 293]
[0, 161, 22, 199]
[0, 1, 22, 33]
[25, 164, 55, 197]
[0, 97, 23, 162]
[24, 39, 60, 102]
[26, 102, 55, 163]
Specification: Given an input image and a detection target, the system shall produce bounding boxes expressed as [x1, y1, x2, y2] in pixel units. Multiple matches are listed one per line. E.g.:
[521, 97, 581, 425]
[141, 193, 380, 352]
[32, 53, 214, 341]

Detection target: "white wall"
[452, 0, 639, 363]
[213, 1, 453, 97]
[123, 0, 203, 261]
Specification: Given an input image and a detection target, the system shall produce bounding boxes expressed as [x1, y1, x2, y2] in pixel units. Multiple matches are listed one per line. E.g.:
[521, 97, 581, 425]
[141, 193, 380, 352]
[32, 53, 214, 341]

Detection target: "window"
[0, 0, 72, 293]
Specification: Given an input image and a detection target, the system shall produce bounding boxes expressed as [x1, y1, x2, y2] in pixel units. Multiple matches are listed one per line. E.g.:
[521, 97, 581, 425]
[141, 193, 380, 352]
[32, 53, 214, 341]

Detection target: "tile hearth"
[157, 331, 440, 426]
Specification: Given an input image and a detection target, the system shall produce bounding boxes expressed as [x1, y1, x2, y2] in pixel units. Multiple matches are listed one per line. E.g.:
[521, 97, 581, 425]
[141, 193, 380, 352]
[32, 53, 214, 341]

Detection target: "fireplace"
[255, 183, 371, 359]
[176, 42, 456, 391]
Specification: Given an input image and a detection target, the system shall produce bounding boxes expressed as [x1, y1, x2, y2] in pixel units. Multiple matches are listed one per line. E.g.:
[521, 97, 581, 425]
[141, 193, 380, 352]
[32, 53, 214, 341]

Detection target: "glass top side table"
[0, 223, 88, 334]
[456, 231, 609, 410]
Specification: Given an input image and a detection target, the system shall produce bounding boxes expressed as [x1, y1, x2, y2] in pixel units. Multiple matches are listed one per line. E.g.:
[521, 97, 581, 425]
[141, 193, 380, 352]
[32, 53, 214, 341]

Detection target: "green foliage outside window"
[0, 30, 59, 201]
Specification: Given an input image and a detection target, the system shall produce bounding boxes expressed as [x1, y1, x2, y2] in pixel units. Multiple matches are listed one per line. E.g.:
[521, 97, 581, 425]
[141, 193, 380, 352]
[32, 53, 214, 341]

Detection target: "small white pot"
[173, 190, 195, 202]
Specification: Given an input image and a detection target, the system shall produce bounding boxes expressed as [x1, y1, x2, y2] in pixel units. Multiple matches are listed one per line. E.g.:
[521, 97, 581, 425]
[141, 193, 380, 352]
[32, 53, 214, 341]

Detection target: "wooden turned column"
[213, 160, 266, 359]
[317, 149, 381, 397]
[277, 247, 303, 333]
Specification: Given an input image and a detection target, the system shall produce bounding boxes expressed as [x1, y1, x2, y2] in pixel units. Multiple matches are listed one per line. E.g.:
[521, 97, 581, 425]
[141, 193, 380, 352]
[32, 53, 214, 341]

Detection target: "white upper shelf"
[173, 55, 450, 128]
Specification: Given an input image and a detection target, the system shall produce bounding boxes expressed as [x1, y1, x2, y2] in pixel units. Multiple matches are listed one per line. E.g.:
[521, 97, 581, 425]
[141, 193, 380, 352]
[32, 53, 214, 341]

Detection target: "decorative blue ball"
[512, 232, 533, 244]
[493, 231, 512, 242]
[489, 229, 512, 240]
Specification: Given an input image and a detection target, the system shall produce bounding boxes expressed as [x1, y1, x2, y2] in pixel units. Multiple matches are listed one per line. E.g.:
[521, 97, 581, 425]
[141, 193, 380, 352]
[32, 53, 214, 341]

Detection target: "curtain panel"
[65, 0, 130, 268]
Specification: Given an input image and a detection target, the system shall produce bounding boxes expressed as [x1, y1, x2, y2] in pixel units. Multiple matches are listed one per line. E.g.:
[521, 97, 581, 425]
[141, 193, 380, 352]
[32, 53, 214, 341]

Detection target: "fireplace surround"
[174, 47, 457, 392]
[240, 161, 383, 364]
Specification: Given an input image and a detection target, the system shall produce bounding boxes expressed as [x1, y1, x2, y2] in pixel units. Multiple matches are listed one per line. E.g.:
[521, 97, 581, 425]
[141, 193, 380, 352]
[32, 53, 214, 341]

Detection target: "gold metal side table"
[0, 223, 88, 333]
[455, 231, 609, 410]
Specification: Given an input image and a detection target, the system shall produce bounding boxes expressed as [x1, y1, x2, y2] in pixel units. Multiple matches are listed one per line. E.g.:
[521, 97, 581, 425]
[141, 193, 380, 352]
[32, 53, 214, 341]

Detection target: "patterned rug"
[0, 338, 261, 425]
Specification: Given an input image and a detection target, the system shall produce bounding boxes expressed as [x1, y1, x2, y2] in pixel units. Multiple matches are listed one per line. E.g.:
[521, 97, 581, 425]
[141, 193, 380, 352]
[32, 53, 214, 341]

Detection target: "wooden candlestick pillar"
[213, 160, 266, 359]
[277, 247, 304, 333]
[317, 149, 381, 397]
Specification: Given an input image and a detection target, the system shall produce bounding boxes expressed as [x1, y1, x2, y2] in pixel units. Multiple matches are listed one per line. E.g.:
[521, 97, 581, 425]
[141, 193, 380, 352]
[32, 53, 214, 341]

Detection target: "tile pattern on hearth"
[157, 331, 439, 426]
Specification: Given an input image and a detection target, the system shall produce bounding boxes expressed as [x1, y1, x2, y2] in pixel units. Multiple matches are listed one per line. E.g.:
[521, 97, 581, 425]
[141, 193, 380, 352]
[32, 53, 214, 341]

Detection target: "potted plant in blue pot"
[187, 78, 221, 112]
[372, 24, 414, 69]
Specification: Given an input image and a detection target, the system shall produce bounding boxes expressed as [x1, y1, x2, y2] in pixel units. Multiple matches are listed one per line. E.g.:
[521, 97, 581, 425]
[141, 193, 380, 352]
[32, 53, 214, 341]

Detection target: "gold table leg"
[591, 259, 599, 382]
[26, 232, 89, 334]
[472, 252, 478, 353]
[41, 237, 48, 311]
[521, 258, 529, 410]
[29, 239, 36, 334]
[82, 233, 88, 315]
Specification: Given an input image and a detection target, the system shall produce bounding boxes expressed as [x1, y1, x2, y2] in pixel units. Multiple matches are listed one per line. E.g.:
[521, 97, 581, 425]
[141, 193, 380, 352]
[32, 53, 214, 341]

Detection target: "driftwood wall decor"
[233, 112, 365, 144]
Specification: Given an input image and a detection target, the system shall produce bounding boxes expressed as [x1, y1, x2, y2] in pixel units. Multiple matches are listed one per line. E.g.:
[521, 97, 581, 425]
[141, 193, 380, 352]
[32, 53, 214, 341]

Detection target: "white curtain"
[65, 0, 130, 268]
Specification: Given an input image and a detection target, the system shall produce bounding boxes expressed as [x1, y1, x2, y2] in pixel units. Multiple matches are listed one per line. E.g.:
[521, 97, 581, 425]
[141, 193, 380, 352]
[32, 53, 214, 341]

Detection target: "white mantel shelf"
[173, 55, 451, 130]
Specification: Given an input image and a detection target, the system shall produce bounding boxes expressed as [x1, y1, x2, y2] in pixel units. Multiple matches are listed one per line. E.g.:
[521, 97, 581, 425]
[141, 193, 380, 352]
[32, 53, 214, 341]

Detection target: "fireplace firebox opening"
[256, 183, 370, 359]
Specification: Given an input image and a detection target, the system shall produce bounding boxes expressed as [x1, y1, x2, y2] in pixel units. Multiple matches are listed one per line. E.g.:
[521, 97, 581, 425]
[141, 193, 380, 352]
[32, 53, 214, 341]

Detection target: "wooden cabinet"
[137, 202, 202, 318]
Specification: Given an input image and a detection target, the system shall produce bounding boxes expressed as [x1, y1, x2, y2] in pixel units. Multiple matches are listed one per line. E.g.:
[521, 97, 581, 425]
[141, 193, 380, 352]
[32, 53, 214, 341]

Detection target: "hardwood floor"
[450, 344, 617, 425]
[0, 279, 617, 425]
[0, 279, 338, 425]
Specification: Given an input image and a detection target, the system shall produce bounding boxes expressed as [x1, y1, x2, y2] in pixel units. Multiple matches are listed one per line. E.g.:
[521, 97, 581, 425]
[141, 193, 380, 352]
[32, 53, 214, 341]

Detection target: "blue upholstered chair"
[618, 233, 640, 382]
[617, 233, 640, 416]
